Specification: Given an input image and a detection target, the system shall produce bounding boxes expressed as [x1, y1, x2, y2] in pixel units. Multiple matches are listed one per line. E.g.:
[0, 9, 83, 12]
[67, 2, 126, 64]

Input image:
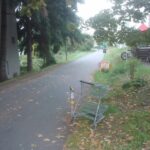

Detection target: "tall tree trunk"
[40, 27, 56, 66]
[26, 17, 32, 72]
[0, 0, 7, 81]
[41, 41, 56, 66]
[0, 0, 2, 51]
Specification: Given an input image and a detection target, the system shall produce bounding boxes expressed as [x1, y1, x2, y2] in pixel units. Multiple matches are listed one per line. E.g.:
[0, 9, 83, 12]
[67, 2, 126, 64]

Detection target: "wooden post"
[65, 41, 68, 61]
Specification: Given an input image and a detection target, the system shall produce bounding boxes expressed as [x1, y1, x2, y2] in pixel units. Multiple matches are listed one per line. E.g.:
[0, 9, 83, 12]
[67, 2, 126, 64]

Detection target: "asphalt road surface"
[0, 51, 104, 150]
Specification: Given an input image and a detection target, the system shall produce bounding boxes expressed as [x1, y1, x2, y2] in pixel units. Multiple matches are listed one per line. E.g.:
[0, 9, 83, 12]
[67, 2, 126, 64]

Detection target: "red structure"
[138, 23, 149, 32]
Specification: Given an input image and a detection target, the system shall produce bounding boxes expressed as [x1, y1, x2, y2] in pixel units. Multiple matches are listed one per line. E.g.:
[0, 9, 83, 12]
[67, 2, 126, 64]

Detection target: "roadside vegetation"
[20, 36, 94, 75]
[0, 0, 93, 82]
[65, 47, 150, 150]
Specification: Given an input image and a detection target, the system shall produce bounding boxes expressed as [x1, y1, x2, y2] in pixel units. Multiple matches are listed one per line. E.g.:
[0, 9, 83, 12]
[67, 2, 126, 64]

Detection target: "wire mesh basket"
[68, 80, 109, 128]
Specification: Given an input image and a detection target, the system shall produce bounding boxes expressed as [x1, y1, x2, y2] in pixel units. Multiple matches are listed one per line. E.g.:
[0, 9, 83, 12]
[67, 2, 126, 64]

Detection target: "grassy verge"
[54, 50, 92, 64]
[0, 51, 92, 85]
[20, 51, 92, 74]
[65, 47, 150, 150]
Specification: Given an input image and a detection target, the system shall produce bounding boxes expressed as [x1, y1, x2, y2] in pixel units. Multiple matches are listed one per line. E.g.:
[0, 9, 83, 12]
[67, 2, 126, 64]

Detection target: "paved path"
[0, 51, 103, 150]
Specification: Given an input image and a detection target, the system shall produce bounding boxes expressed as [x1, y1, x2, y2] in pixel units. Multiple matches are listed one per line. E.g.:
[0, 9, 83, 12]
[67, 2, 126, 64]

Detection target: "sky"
[77, 0, 112, 34]
[77, 0, 150, 34]
[77, 0, 112, 21]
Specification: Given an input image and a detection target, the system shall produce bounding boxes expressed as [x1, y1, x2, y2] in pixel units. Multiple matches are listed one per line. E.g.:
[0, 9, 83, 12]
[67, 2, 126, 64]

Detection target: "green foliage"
[104, 104, 120, 116]
[88, 0, 150, 46]
[122, 78, 148, 90]
[94, 47, 150, 87]
[123, 111, 150, 149]
[111, 63, 127, 75]
[127, 58, 140, 80]
[135, 64, 150, 80]
[94, 47, 150, 149]
[78, 36, 94, 51]
[111, 0, 150, 46]
[125, 29, 150, 47]
[112, 0, 150, 21]
[88, 9, 118, 45]
[20, 55, 44, 72]
[16, 0, 83, 70]
[20, 0, 46, 17]
[54, 50, 91, 64]
[65, 47, 150, 150]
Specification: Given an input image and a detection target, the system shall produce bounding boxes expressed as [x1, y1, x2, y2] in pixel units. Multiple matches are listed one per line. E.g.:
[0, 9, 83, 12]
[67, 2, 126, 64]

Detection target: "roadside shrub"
[32, 57, 44, 71]
[20, 55, 44, 73]
[127, 58, 140, 80]
[111, 63, 127, 75]
[122, 78, 148, 90]
[104, 104, 120, 116]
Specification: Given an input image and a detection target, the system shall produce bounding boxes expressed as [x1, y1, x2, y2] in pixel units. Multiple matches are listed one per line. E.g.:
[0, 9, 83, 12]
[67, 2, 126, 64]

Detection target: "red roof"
[138, 23, 148, 32]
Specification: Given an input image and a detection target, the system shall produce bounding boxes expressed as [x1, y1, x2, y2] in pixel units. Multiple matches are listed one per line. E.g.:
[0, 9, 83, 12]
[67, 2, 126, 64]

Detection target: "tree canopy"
[88, 9, 118, 45]
[88, 0, 150, 47]
[0, 0, 86, 81]
[16, 0, 84, 67]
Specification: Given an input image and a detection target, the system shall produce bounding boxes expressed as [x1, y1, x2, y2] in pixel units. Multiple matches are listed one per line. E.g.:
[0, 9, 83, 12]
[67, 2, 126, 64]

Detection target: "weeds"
[65, 47, 150, 150]
[122, 78, 148, 90]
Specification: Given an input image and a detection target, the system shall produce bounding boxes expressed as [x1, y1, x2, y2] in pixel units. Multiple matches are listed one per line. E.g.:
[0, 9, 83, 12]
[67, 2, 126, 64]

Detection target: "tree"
[0, 0, 46, 82]
[124, 28, 150, 47]
[0, 0, 83, 81]
[88, 9, 118, 45]
[0, 0, 7, 81]
[0, 0, 22, 81]
[17, 0, 83, 68]
[33, 11, 56, 66]
[88, 0, 150, 47]
[16, 0, 47, 71]
[111, 0, 150, 46]
[112, 0, 150, 22]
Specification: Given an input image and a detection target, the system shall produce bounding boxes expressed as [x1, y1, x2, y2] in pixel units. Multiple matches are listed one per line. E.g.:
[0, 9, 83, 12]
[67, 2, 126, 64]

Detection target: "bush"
[111, 64, 127, 75]
[20, 55, 44, 73]
[122, 78, 148, 90]
[127, 58, 140, 80]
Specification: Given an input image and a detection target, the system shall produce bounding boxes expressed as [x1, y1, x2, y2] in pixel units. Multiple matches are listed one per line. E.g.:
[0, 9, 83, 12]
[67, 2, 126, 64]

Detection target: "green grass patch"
[104, 104, 120, 116]
[19, 50, 91, 75]
[20, 56, 44, 74]
[123, 111, 150, 149]
[122, 78, 148, 90]
[54, 51, 92, 64]
[65, 47, 150, 150]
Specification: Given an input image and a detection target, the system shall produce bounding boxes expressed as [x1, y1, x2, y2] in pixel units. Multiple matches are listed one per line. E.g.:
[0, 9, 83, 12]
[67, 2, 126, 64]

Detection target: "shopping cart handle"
[80, 80, 94, 86]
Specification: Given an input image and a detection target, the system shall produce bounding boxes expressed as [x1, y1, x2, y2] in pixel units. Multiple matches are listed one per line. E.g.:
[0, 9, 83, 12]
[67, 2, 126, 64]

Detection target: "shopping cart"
[68, 80, 109, 129]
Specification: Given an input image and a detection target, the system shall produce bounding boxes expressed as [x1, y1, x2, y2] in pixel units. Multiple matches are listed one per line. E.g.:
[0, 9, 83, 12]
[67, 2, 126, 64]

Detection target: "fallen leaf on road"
[56, 135, 65, 139]
[51, 140, 56, 144]
[57, 127, 63, 130]
[35, 102, 39, 105]
[28, 99, 34, 102]
[31, 144, 37, 148]
[43, 138, 50, 142]
[17, 114, 22, 117]
[37, 134, 43, 138]
[36, 91, 40, 94]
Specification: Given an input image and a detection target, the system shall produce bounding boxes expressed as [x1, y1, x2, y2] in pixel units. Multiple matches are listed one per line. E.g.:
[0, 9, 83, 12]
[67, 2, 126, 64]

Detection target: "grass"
[54, 50, 92, 64]
[0, 50, 92, 85]
[19, 51, 92, 74]
[65, 47, 150, 150]
[20, 55, 44, 74]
